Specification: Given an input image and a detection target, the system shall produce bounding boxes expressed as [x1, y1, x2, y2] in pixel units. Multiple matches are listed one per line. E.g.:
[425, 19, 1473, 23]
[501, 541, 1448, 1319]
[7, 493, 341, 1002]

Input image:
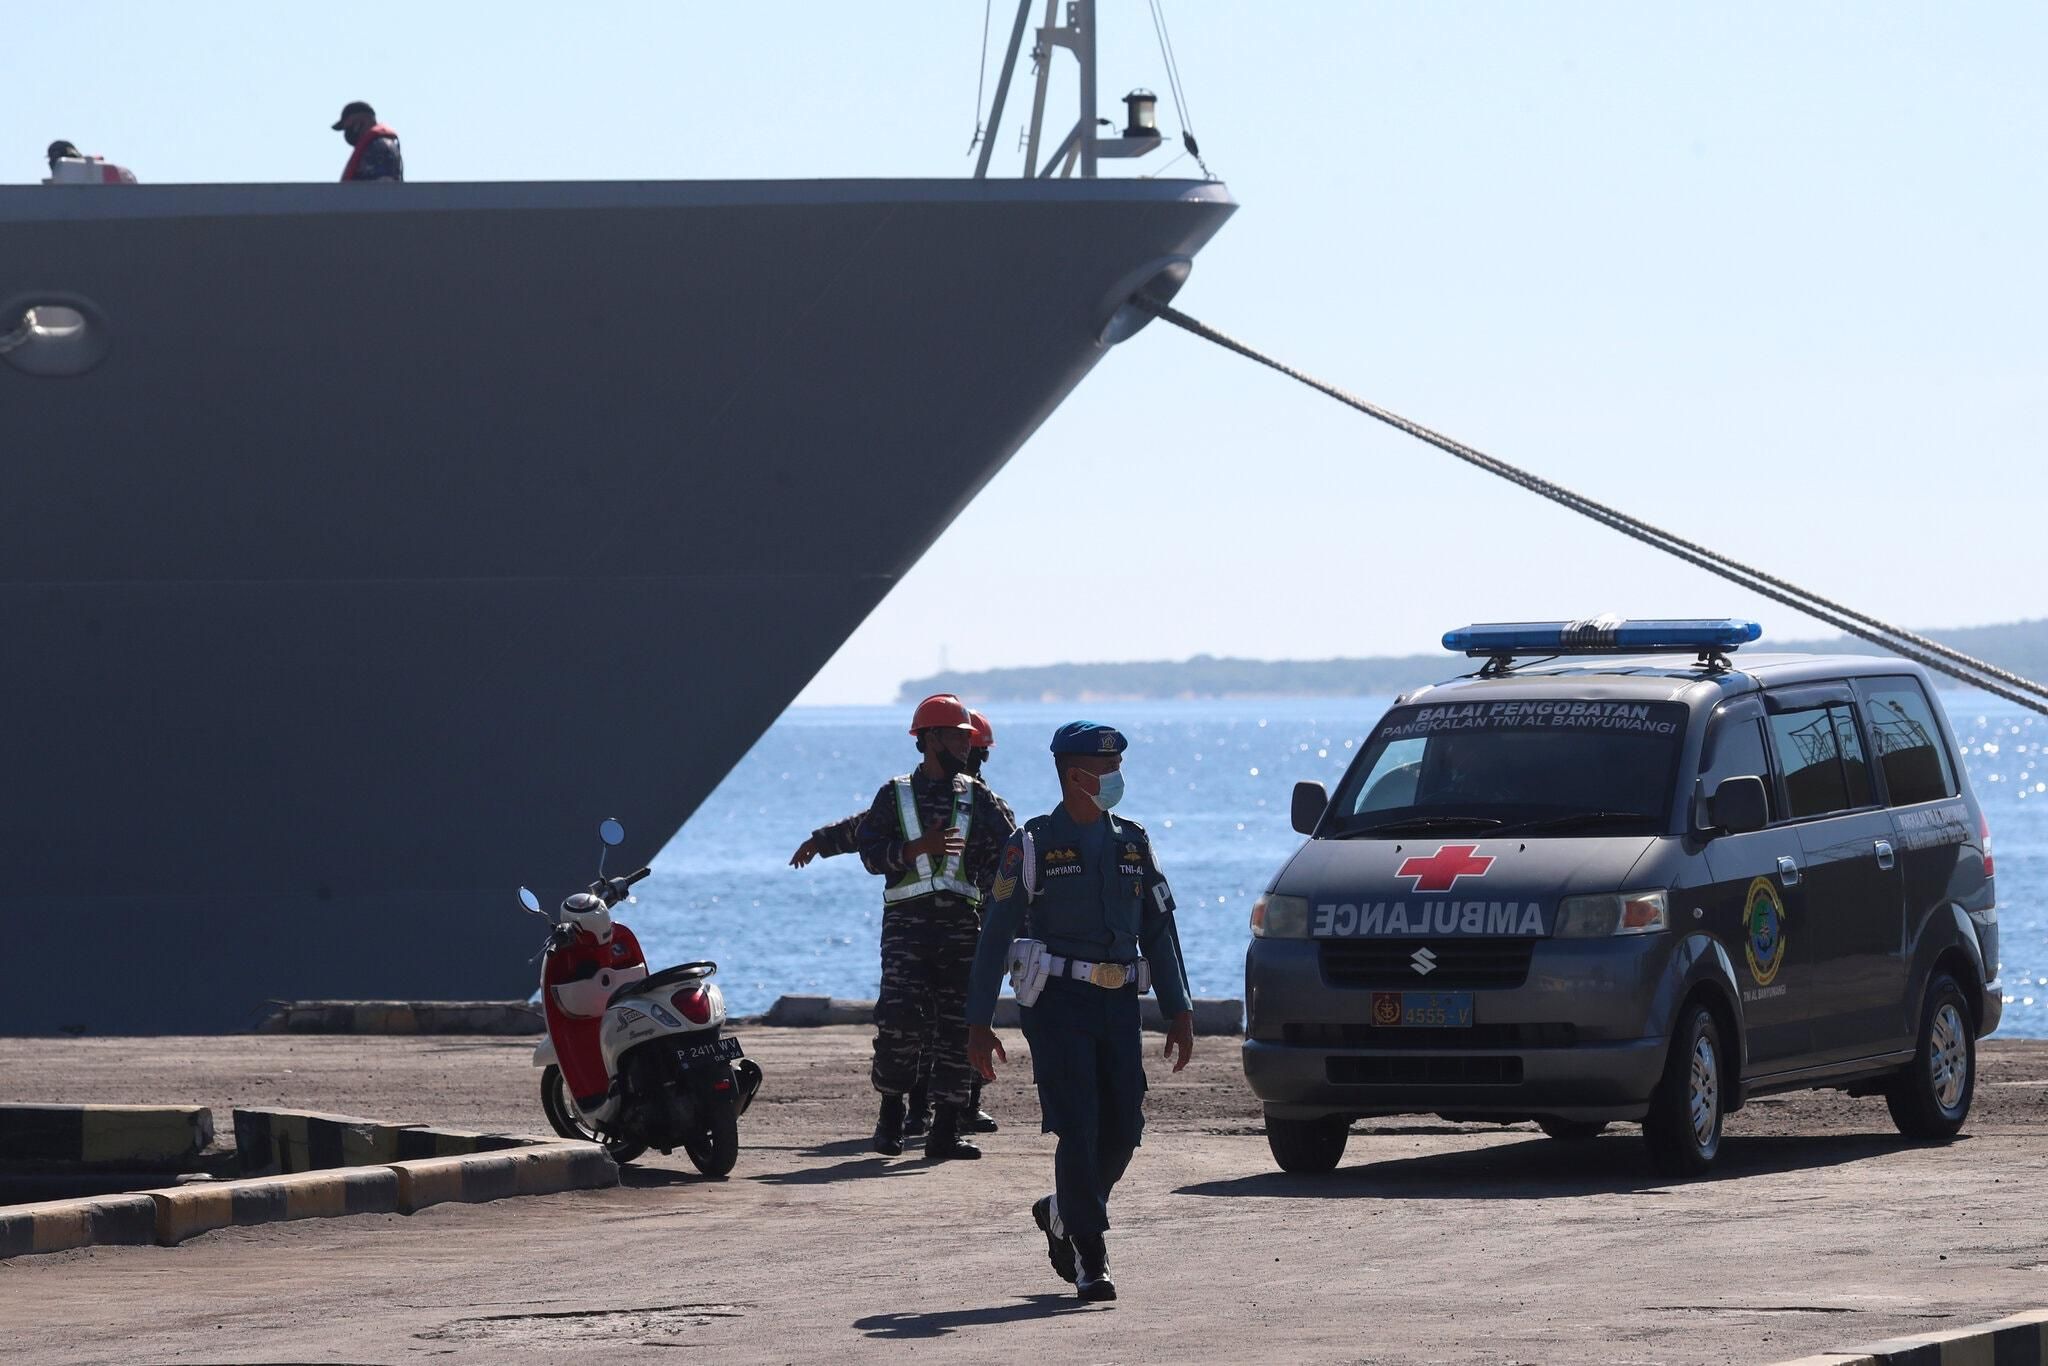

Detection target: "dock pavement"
[1, 1028, 2044, 1363]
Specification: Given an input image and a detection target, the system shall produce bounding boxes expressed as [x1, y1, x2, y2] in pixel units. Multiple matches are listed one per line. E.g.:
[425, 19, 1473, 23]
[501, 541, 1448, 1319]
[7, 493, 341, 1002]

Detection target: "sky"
[8, 3, 2044, 705]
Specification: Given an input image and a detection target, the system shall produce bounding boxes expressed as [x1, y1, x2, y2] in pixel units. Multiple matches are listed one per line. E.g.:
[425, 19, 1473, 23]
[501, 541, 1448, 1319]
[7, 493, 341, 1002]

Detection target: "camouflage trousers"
[872, 897, 980, 1109]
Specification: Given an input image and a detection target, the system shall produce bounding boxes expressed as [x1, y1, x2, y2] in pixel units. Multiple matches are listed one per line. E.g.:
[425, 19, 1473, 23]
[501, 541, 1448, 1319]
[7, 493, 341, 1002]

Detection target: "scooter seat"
[611, 961, 719, 1004]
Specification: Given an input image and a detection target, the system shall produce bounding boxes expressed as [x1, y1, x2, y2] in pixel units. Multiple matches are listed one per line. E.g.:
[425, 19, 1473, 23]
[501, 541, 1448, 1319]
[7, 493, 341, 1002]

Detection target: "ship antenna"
[974, 0, 1171, 179]
[968, 0, 996, 154]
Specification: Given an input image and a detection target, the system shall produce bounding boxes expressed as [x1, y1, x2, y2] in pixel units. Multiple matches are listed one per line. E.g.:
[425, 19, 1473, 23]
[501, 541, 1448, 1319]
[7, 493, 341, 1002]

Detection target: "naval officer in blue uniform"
[966, 720, 1194, 1303]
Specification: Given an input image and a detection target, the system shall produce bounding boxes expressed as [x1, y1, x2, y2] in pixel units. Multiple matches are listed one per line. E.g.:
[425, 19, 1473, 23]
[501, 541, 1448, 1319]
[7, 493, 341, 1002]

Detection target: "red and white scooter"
[520, 818, 762, 1175]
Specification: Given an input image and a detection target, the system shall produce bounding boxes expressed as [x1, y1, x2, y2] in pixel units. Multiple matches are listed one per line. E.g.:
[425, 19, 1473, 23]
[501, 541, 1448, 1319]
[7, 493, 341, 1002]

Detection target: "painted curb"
[761, 993, 1246, 1035]
[0, 1193, 157, 1258]
[1771, 1308, 2048, 1366]
[387, 1141, 619, 1214]
[232, 1107, 527, 1175]
[0, 1104, 214, 1168]
[149, 1166, 402, 1245]
[254, 1000, 543, 1035]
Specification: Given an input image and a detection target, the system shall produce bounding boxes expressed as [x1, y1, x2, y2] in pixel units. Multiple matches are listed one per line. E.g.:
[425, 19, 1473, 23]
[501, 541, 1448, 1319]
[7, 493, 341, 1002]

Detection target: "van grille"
[1318, 938, 1537, 990]
[1326, 1054, 1525, 1086]
[1284, 1022, 1577, 1050]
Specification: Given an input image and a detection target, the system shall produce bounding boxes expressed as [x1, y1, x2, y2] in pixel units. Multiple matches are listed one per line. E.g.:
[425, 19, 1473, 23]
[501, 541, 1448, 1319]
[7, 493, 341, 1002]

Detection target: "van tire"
[1885, 972, 1975, 1141]
[1537, 1118, 1607, 1142]
[1643, 1005, 1724, 1177]
[1265, 1113, 1349, 1173]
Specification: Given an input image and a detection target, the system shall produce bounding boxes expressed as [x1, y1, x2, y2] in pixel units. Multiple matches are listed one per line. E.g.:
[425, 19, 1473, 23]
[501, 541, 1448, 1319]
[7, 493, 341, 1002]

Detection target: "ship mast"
[974, 0, 1162, 179]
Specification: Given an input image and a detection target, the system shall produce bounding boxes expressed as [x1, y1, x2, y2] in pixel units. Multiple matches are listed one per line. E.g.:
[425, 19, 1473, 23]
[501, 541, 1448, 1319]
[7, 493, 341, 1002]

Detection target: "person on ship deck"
[332, 101, 403, 182]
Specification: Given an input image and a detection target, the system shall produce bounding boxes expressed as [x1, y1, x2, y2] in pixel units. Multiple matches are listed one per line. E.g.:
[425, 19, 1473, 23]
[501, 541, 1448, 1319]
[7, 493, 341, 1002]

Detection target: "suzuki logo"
[1410, 947, 1439, 977]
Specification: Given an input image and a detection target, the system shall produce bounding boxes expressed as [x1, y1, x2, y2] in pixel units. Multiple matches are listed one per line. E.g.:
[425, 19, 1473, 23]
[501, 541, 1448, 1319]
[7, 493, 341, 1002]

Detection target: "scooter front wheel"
[539, 1064, 647, 1166]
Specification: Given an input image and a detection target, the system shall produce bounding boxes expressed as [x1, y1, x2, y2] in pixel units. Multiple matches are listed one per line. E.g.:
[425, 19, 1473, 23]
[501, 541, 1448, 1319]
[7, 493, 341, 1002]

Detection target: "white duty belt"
[1045, 954, 1151, 993]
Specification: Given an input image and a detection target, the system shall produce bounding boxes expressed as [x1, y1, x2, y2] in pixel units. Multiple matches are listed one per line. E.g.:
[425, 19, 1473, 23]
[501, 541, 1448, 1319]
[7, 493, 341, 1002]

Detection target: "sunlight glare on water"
[619, 695, 2043, 1037]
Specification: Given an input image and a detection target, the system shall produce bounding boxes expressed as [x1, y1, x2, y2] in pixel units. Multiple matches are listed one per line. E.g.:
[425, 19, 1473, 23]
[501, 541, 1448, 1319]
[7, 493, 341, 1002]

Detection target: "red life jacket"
[339, 124, 400, 182]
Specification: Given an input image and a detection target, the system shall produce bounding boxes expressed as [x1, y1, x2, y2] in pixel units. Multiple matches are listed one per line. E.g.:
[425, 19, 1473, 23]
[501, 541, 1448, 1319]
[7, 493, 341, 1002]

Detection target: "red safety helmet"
[908, 693, 973, 736]
[968, 709, 994, 749]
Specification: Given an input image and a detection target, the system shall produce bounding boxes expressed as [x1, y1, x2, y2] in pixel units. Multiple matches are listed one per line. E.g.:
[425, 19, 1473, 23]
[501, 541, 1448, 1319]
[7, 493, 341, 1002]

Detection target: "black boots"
[1072, 1232, 1116, 1302]
[1031, 1195, 1077, 1283]
[904, 1081, 930, 1138]
[872, 1093, 907, 1156]
[923, 1106, 982, 1161]
[966, 1078, 998, 1134]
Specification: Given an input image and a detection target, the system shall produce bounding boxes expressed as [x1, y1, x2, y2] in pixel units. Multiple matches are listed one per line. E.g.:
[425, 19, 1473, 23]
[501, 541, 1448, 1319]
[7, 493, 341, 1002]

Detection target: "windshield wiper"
[1499, 810, 1653, 835]
[1342, 816, 1504, 837]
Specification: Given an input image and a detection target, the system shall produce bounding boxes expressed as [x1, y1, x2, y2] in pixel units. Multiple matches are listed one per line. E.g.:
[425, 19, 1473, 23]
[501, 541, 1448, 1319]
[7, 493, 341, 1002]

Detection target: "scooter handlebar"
[593, 867, 653, 907]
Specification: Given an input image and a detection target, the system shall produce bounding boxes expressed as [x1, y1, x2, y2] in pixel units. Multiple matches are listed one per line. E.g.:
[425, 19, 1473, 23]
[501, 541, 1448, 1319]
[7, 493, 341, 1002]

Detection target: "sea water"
[627, 695, 2048, 1038]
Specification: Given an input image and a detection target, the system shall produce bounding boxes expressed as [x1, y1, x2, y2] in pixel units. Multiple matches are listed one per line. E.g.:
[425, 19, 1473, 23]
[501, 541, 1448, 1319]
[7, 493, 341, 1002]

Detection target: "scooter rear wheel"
[683, 1095, 740, 1178]
[540, 1063, 647, 1166]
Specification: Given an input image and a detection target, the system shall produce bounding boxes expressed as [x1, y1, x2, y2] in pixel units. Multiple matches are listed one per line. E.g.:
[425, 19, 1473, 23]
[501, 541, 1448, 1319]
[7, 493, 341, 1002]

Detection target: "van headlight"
[1250, 893, 1309, 939]
[1554, 890, 1668, 938]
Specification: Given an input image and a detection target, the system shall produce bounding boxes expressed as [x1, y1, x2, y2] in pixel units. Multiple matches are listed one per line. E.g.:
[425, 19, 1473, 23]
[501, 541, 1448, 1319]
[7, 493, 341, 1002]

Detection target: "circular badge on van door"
[1744, 876, 1787, 986]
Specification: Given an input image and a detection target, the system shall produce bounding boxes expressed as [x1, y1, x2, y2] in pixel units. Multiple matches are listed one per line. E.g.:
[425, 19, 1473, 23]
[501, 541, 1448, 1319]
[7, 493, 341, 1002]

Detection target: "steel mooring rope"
[1139, 298, 2048, 717]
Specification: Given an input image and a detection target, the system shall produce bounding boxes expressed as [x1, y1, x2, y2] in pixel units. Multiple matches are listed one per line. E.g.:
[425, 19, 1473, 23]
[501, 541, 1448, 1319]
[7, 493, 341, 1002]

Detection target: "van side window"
[1767, 704, 1871, 818]
[1862, 679, 1958, 805]
[1698, 712, 1774, 823]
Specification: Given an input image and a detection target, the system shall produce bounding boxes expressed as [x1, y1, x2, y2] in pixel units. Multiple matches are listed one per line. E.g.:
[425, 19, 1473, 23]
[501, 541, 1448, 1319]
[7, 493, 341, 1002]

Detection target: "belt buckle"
[1088, 962, 1128, 990]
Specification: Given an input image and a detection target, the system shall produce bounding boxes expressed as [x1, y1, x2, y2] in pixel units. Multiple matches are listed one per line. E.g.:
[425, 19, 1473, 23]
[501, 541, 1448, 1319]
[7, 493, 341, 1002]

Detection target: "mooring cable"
[1138, 298, 2048, 718]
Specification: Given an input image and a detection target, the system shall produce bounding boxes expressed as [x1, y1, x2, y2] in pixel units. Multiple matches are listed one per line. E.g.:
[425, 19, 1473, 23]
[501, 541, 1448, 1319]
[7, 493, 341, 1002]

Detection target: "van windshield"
[1326, 700, 1688, 837]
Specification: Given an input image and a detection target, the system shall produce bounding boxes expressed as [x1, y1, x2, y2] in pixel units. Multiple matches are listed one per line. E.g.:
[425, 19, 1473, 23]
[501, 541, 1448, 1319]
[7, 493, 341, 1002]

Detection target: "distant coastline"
[898, 619, 2048, 703]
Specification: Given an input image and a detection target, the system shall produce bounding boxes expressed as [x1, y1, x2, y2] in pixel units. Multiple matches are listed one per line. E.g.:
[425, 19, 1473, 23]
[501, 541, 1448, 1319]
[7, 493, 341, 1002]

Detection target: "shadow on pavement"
[798, 1137, 889, 1158]
[620, 1166, 714, 1189]
[750, 1155, 933, 1186]
[855, 1293, 1098, 1339]
[1175, 1131, 1922, 1200]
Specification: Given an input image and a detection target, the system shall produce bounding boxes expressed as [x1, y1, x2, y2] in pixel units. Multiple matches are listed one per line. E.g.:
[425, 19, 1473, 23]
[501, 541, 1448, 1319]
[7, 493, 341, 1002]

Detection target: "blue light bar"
[1442, 617, 1763, 656]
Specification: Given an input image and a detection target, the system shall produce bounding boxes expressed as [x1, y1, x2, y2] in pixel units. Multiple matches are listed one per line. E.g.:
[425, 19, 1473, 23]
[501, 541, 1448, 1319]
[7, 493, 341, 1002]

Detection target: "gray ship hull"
[0, 179, 1233, 1033]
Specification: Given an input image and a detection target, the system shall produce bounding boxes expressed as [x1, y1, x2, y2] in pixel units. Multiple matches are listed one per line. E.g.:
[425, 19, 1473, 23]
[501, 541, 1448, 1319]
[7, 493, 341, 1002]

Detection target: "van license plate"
[679, 1036, 744, 1063]
[1371, 992, 1473, 1028]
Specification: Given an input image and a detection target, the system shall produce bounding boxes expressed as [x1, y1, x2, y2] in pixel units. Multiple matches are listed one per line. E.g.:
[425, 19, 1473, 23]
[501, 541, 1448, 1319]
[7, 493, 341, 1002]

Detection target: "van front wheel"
[1886, 972, 1975, 1141]
[1643, 1005, 1724, 1177]
[1265, 1113, 1349, 1173]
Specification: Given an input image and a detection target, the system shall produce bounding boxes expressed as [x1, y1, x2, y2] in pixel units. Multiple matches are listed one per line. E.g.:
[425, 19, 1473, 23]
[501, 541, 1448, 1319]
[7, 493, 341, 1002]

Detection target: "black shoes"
[966, 1080, 998, 1133]
[923, 1107, 982, 1161]
[1032, 1196, 1077, 1283]
[872, 1093, 907, 1156]
[1072, 1232, 1116, 1302]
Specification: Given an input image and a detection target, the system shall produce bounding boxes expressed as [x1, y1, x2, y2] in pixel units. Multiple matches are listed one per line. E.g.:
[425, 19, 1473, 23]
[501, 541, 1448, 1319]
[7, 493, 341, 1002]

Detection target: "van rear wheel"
[1643, 1004, 1724, 1177]
[1886, 972, 1975, 1141]
[1265, 1112, 1349, 1173]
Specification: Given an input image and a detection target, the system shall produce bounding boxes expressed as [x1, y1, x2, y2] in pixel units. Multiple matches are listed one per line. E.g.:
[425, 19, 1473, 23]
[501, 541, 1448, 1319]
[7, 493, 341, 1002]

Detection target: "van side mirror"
[1710, 776, 1769, 835]
[1291, 781, 1328, 836]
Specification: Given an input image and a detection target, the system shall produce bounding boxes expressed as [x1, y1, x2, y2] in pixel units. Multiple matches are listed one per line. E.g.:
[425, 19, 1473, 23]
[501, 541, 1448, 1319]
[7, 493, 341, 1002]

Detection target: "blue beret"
[1050, 720, 1127, 755]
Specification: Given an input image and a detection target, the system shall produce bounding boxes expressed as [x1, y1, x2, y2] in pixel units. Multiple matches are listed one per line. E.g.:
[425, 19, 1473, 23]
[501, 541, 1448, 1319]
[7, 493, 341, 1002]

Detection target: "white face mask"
[1087, 769, 1125, 811]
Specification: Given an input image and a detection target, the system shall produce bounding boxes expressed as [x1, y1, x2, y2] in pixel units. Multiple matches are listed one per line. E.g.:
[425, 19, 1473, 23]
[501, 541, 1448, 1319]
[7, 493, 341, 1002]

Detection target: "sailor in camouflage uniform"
[788, 709, 1009, 1137]
[852, 694, 1015, 1159]
[968, 720, 1194, 1302]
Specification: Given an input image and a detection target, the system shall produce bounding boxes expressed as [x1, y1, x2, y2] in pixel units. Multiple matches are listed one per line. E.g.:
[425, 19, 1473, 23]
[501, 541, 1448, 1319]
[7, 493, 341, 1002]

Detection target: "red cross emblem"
[1396, 844, 1495, 893]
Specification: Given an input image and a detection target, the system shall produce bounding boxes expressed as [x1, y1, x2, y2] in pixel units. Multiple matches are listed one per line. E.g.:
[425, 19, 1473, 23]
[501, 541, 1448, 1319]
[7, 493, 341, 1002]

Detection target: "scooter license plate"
[678, 1036, 744, 1065]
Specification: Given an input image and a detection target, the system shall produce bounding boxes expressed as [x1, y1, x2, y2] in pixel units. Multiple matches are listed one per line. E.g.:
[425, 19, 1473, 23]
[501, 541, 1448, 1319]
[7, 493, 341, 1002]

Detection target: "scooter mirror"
[517, 886, 543, 914]
[598, 818, 626, 847]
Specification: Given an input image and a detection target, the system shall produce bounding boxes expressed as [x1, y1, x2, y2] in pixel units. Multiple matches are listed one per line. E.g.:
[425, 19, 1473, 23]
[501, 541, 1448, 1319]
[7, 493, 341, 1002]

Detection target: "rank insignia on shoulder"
[991, 874, 1017, 902]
